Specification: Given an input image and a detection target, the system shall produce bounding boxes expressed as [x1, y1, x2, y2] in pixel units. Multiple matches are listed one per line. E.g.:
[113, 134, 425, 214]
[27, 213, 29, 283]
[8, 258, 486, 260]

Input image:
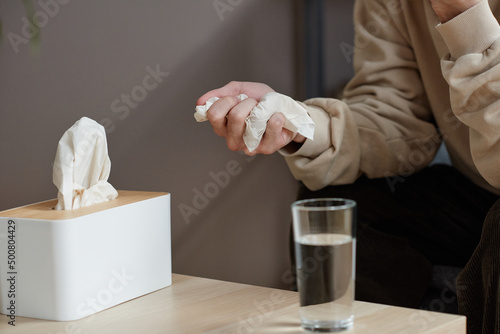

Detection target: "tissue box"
[0, 190, 171, 321]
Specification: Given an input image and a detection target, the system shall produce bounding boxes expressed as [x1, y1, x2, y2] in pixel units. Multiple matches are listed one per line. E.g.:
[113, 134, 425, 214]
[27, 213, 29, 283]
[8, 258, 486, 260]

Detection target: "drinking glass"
[291, 198, 356, 332]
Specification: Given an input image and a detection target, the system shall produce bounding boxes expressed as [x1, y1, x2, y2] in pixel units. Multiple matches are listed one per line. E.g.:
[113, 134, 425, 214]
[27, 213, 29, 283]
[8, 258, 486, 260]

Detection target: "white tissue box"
[0, 190, 171, 321]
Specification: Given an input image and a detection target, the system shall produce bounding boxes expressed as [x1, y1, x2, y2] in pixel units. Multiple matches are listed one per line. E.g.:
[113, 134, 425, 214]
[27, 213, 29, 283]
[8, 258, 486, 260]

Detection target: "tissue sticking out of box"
[52, 117, 118, 210]
[194, 92, 315, 152]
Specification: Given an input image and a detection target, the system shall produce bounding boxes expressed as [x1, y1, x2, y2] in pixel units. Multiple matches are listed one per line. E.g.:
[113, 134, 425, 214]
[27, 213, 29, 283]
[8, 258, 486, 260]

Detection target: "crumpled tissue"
[52, 117, 118, 210]
[194, 92, 315, 152]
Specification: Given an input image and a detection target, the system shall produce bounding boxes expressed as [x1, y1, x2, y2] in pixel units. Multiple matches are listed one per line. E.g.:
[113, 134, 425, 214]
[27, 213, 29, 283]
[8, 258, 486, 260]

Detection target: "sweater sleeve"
[280, 0, 440, 191]
[437, 0, 500, 188]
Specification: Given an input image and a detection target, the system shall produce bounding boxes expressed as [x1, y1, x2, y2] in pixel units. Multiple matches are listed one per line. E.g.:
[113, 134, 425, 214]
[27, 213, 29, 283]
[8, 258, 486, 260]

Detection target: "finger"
[196, 82, 243, 106]
[206, 96, 239, 137]
[226, 98, 258, 151]
[255, 113, 290, 155]
[196, 81, 275, 105]
[243, 148, 257, 156]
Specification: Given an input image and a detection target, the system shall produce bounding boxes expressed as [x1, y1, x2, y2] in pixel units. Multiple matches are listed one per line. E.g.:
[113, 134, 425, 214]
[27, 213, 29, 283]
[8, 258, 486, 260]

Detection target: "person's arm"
[280, 0, 440, 191]
[436, 0, 500, 188]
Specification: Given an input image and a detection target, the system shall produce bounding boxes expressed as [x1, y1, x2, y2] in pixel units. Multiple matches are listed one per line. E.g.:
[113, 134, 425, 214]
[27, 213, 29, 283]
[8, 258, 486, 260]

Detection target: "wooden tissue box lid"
[0, 190, 168, 221]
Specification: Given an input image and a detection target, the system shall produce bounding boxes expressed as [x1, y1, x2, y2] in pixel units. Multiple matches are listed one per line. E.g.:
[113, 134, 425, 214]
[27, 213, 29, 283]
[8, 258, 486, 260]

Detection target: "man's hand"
[196, 81, 306, 155]
[430, 0, 482, 23]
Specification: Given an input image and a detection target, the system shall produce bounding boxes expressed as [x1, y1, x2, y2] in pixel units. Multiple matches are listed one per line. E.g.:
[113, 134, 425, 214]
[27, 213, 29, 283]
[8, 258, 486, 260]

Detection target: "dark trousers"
[291, 164, 500, 333]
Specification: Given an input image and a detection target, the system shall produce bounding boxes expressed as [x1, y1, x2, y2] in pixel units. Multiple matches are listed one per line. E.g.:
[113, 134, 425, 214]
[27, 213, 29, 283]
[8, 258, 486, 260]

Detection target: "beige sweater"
[280, 0, 500, 194]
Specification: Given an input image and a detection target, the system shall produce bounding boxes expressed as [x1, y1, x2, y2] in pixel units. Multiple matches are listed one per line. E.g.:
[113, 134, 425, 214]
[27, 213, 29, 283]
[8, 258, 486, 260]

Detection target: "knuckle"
[219, 96, 238, 108]
[227, 140, 240, 152]
[228, 110, 247, 123]
[258, 144, 275, 155]
[206, 109, 224, 124]
[242, 97, 257, 105]
[227, 81, 241, 89]
[267, 114, 284, 129]
[213, 128, 226, 137]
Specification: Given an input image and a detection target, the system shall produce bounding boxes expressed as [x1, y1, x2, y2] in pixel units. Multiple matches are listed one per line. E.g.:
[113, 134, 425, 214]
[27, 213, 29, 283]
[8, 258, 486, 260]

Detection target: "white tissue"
[194, 94, 248, 122]
[194, 92, 315, 152]
[52, 117, 118, 210]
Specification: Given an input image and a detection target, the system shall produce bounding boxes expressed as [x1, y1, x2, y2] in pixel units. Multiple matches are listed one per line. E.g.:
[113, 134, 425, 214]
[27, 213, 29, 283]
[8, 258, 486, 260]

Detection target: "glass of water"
[291, 198, 356, 332]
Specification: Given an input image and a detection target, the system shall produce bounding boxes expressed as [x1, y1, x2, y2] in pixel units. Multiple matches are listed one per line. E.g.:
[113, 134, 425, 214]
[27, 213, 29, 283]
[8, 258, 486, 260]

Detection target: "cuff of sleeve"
[279, 102, 332, 158]
[436, 0, 500, 59]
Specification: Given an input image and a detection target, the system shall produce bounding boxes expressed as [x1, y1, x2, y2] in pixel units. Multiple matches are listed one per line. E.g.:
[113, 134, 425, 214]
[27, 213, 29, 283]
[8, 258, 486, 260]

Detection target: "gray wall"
[324, 0, 355, 97]
[0, 0, 354, 289]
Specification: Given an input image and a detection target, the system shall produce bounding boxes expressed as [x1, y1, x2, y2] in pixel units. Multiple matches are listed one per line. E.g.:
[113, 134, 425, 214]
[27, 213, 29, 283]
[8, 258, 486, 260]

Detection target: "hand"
[196, 81, 306, 155]
[429, 0, 481, 23]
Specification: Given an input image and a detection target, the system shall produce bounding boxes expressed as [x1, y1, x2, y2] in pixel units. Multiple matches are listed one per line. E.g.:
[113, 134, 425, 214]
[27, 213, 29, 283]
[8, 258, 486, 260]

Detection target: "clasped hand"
[196, 81, 305, 155]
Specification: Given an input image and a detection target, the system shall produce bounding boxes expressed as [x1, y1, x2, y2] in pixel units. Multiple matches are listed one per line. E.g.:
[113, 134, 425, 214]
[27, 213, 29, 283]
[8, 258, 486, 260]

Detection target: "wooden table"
[0, 274, 465, 333]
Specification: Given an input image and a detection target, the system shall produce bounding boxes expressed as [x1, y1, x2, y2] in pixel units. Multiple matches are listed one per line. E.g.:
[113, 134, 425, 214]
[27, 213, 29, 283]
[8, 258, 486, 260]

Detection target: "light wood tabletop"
[0, 190, 168, 220]
[0, 274, 465, 334]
